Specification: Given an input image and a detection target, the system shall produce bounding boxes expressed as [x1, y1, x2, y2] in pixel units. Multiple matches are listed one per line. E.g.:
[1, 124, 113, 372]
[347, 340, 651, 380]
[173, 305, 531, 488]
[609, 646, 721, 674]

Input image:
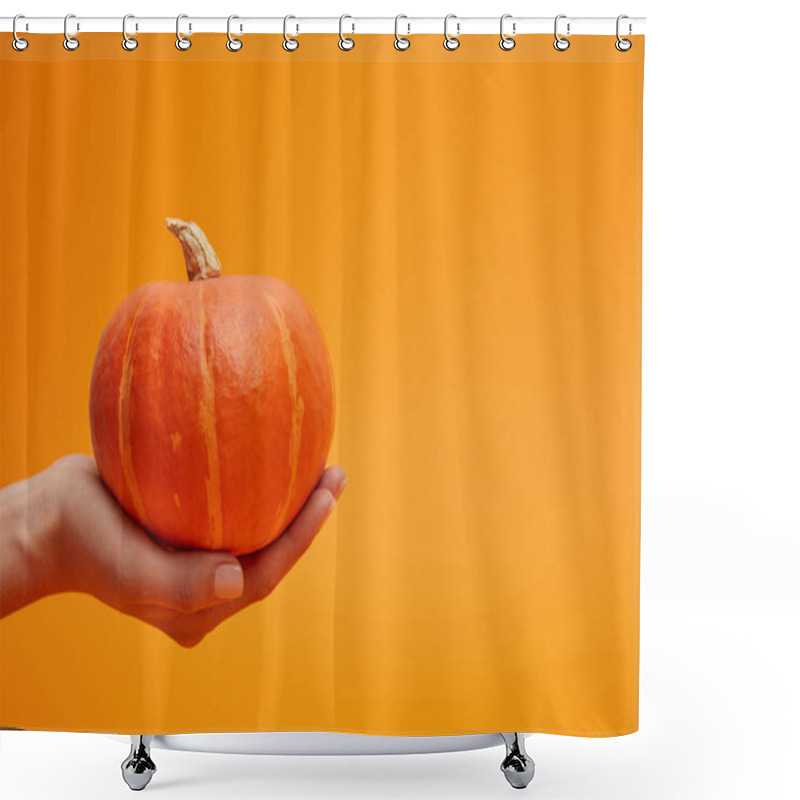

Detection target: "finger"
[91, 466, 347, 636]
[113, 520, 244, 612]
[127, 473, 346, 642]
[131, 467, 345, 612]
[108, 466, 347, 620]
[136, 482, 342, 643]
[318, 465, 347, 500]
[242, 484, 339, 602]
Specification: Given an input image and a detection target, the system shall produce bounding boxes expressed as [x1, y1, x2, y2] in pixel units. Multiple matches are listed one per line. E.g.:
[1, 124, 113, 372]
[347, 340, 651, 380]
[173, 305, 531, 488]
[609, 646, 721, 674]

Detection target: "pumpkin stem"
[166, 218, 222, 281]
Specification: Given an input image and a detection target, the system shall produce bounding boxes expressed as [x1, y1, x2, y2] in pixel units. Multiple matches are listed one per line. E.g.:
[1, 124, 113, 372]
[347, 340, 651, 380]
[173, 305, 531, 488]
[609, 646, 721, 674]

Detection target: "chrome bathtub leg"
[500, 733, 535, 789]
[121, 735, 156, 791]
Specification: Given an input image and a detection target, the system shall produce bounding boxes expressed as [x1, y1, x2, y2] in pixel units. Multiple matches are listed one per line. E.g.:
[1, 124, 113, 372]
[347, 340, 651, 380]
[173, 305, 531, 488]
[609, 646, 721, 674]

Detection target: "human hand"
[0, 454, 346, 647]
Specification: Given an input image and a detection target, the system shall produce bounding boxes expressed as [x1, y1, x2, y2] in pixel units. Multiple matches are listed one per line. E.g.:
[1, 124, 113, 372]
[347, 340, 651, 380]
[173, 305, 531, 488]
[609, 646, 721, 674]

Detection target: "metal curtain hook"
[499, 14, 516, 51]
[443, 14, 460, 51]
[283, 15, 299, 51]
[553, 14, 570, 51]
[63, 13, 79, 51]
[394, 14, 410, 51]
[122, 14, 138, 51]
[339, 14, 355, 51]
[227, 15, 243, 51]
[175, 14, 191, 50]
[12, 14, 29, 51]
[616, 14, 632, 51]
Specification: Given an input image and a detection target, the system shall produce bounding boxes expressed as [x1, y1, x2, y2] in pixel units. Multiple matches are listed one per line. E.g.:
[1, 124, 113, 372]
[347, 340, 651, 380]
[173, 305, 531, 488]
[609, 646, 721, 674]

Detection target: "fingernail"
[333, 473, 348, 500]
[214, 563, 244, 600]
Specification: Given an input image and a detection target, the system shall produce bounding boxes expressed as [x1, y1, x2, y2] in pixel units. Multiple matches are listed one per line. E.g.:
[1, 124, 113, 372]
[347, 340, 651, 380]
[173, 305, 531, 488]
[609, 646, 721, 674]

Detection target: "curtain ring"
[122, 14, 138, 51]
[175, 14, 191, 51]
[615, 14, 632, 51]
[283, 15, 299, 51]
[443, 14, 460, 51]
[227, 15, 243, 51]
[63, 13, 80, 51]
[338, 14, 355, 51]
[553, 14, 570, 51]
[394, 14, 410, 51]
[499, 14, 515, 51]
[12, 14, 29, 51]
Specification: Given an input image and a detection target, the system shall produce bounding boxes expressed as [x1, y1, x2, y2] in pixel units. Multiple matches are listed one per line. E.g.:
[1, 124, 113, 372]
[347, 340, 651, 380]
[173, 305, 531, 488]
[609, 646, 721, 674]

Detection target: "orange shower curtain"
[0, 33, 643, 737]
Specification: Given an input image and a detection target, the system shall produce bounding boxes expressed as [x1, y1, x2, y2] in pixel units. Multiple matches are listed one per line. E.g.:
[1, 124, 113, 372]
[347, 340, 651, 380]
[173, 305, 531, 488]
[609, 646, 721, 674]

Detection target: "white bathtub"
[107, 730, 509, 755]
[108, 731, 535, 790]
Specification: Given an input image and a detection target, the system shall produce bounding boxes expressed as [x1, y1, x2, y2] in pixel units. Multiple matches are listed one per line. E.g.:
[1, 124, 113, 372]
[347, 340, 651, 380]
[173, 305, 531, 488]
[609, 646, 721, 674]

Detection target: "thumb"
[117, 529, 244, 612]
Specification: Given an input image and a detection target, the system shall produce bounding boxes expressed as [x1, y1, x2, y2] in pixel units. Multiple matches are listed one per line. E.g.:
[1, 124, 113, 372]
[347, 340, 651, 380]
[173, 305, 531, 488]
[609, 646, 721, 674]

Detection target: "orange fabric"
[0, 33, 644, 736]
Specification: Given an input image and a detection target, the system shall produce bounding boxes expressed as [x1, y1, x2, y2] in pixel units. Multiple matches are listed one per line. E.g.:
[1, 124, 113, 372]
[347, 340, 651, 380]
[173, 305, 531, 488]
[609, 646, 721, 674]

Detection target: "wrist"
[0, 467, 62, 615]
[28, 466, 72, 596]
[38, 457, 85, 595]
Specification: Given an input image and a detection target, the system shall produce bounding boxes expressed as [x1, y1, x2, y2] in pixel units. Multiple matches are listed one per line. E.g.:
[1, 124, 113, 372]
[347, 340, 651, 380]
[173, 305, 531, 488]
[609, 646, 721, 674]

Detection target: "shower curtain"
[0, 31, 643, 737]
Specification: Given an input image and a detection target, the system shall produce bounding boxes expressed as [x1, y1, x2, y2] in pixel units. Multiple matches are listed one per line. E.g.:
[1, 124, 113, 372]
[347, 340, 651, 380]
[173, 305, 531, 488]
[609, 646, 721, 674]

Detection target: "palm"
[59, 455, 345, 647]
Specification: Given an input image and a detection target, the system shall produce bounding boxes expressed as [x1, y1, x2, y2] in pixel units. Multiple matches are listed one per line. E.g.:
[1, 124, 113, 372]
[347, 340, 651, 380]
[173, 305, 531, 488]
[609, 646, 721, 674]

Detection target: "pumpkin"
[89, 219, 335, 555]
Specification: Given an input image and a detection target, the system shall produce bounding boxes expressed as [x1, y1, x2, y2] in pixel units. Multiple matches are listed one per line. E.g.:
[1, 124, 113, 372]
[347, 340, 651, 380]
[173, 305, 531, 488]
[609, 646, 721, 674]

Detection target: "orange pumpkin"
[89, 219, 335, 555]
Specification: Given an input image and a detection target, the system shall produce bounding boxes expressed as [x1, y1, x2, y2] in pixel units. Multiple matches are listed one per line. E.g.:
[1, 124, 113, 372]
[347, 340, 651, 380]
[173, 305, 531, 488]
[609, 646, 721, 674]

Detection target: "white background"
[1, 1, 799, 798]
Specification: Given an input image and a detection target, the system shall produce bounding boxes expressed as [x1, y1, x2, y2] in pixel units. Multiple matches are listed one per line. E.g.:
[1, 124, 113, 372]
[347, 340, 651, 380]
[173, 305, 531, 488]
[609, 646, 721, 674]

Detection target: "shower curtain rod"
[1, 16, 645, 36]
